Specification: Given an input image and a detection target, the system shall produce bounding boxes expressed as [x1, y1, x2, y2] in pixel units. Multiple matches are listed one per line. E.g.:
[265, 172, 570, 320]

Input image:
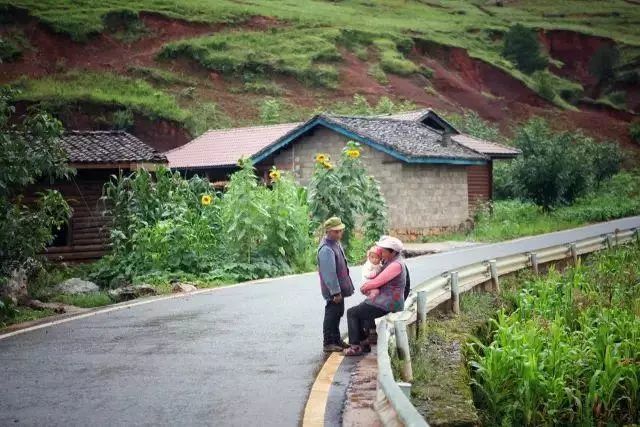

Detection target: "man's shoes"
[323, 344, 344, 352]
[339, 341, 350, 349]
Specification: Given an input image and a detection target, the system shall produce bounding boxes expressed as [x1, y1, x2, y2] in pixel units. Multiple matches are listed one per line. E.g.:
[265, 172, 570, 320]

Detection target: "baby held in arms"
[361, 246, 383, 298]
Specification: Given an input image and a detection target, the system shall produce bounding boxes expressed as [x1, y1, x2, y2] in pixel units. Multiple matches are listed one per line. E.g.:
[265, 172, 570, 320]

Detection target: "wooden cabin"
[37, 130, 166, 262]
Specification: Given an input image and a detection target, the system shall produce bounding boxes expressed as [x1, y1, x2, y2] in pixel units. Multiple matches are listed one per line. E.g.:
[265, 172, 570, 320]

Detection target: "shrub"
[0, 36, 21, 63]
[502, 24, 548, 74]
[259, 98, 282, 124]
[446, 110, 501, 142]
[509, 118, 621, 208]
[589, 44, 620, 84]
[94, 163, 313, 286]
[419, 65, 434, 79]
[0, 90, 73, 284]
[531, 70, 556, 101]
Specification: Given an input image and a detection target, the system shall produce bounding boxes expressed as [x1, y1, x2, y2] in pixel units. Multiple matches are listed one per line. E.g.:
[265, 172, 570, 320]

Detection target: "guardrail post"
[529, 252, 539, 275]
[394, 320, 413, 382]
[569, 243, 578, 266]
[489, 260, 500, 292]
[450, 271, 460, 315]
[416, 291, 427, 338]
[606, 233, 614, 249]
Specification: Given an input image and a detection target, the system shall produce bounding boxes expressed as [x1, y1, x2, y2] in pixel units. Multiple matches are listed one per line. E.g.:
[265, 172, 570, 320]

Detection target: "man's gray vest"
[318, 237, 354, 298]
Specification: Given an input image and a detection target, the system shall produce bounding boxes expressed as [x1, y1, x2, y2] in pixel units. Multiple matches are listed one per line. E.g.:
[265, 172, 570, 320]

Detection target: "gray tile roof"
[320, 114, 488, 161]
[61, 131, 166, 164]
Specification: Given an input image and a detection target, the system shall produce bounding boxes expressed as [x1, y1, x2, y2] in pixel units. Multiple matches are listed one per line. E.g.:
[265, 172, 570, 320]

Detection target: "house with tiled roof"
[167, 109, 520, 239]
[33, 131, 167, 262]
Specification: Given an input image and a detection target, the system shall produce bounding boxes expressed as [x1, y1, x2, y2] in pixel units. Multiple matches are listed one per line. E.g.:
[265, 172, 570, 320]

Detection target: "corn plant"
[469, 242, 640, 426]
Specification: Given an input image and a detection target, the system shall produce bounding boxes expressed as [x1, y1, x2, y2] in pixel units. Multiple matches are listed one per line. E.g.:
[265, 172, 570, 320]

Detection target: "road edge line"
[0, 280, 261, 340]
[303, 352, 344, 427]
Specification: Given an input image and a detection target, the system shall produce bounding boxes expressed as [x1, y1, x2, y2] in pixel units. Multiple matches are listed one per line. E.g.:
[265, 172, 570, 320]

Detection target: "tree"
[0, 90, 73, 284]
[589, 45, 619, 85]
[502, 24, 548, 74]
[509, 118, 621, 209]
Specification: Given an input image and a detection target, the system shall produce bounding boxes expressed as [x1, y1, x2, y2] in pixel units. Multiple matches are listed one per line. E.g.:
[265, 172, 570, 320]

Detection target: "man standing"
[318, 217, 354, 352]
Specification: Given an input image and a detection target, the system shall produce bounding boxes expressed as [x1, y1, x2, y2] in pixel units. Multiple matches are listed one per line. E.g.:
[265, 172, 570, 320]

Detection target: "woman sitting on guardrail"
[344, 236, 406, 356]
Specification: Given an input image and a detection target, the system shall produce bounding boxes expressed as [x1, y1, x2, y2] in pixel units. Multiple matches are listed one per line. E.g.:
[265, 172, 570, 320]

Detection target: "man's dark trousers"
[323, 299, 344, 345]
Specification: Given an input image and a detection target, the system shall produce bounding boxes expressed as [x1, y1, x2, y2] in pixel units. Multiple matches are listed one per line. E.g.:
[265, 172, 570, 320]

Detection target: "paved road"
[1, 216, 639, 426]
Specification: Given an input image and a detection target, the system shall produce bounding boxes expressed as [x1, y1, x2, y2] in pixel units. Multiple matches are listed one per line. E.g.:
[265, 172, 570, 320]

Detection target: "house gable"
[252, 115, 487, 166]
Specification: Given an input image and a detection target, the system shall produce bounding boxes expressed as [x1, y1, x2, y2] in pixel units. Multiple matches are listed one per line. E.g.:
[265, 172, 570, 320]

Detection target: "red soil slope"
[1, 12, 637, 154]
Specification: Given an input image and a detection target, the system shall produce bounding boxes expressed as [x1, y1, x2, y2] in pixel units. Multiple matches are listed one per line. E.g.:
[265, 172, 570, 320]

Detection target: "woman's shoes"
[343, 344, 371, 356]
[343, 345, 363, 356]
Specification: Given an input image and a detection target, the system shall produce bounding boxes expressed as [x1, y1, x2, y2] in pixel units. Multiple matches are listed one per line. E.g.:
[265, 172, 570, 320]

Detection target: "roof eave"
[251, 115, 488, 166]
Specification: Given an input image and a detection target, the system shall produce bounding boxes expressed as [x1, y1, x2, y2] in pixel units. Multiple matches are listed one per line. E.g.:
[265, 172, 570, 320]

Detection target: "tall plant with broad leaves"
[0, 89, 72, 286]
[308, 141, 388, 249]
[218, 159, 270, 264]
[96, 167, 217, 285]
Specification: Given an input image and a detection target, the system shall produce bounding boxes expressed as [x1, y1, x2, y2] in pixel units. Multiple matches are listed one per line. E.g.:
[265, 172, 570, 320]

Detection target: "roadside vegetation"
[429, 112, 640, 243]
[0, 94, 388, 327]
[469, 242, 640, 425]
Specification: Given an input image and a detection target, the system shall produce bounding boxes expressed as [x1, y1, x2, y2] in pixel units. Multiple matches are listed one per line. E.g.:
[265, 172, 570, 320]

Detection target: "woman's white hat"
[376, 236, 404, 253]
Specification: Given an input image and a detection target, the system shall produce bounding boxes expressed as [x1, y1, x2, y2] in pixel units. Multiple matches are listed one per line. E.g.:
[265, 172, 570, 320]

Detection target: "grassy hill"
[1, 0, 639, 150]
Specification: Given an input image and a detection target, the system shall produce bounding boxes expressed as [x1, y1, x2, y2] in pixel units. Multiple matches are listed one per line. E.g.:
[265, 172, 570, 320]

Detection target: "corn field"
[469, 242, 640, 426]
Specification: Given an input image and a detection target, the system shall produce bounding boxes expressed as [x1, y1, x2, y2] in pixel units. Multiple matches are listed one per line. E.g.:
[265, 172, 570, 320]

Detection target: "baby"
[361, 246, 383, 298]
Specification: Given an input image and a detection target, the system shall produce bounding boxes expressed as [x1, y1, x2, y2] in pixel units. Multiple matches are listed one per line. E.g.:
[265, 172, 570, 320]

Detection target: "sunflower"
[269, 169, 282, 182]
[345, 149, 361, 159]
[322, 160, 334, 170]
[315, 153, 329, 163]
[201, 194, 213, 206]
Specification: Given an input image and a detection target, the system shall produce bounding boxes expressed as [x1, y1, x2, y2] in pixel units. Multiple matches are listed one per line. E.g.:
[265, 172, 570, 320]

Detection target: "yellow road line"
[303, 352, 344, 427]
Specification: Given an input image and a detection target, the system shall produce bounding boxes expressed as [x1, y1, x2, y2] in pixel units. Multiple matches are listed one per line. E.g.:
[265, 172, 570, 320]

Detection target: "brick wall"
[271, 127, 471, 239]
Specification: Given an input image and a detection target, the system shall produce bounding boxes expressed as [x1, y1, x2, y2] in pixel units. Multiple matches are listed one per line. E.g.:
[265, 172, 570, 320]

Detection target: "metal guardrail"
[375, 227, 640, 427]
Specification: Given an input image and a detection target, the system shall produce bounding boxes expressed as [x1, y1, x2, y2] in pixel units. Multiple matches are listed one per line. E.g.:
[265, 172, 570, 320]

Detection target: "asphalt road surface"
[1, 216, 639, 427]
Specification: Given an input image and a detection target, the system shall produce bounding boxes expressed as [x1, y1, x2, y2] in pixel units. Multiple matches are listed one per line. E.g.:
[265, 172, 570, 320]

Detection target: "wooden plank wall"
[467, 162, 492, 213]
[28, 170, 116, 263]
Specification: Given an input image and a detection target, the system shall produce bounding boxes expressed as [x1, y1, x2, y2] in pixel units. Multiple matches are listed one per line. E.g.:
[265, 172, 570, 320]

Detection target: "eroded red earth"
[1, 11, 637, 154]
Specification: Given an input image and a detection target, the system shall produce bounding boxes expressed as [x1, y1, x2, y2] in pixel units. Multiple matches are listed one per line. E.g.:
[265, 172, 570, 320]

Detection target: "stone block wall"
[271, 127, 471, 239]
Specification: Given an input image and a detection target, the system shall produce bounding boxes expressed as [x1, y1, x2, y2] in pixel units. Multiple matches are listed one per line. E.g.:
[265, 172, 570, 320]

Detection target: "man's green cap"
[324, 216, 345, 231]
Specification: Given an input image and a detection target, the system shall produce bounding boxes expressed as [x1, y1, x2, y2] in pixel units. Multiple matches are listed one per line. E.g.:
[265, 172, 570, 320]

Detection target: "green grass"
[159, 28, 343, 88]
[6, 0, 639, 108]
[399, 292, 503, 425]
[426, 170, 640, 243]
[12, 71, 189, 123]
[126, 66, 197, 86]
[51, 292, 113, 308]
[0, 306, 56, 328]
[469, 242, 640, 425]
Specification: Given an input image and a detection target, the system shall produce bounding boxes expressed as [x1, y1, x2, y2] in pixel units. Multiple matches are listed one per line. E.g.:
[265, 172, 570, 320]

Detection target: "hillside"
[1, 0, 639, 153]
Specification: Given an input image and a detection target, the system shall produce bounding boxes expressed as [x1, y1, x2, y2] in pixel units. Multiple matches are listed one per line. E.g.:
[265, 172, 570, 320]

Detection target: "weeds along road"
[1, 216, 639, 427]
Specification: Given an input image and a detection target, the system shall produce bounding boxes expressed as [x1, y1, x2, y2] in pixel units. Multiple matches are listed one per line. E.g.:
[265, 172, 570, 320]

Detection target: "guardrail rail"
[375, 227, 640, 427]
